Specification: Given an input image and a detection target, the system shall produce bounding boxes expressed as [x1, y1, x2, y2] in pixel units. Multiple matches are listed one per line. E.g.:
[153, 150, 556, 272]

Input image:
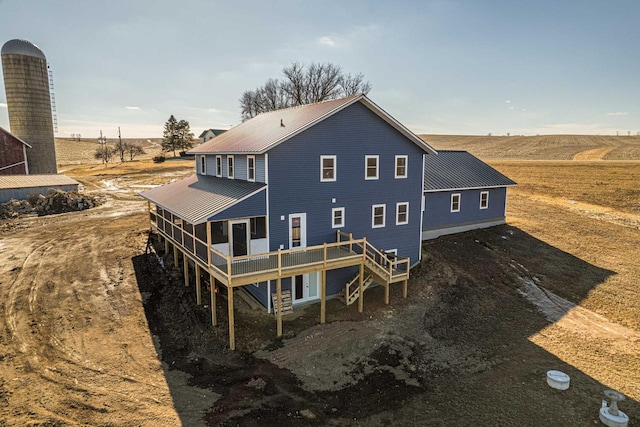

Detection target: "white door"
[288, 213, 307, 249]
[292, 272, 320, 303]
[229, 219, 250, 257]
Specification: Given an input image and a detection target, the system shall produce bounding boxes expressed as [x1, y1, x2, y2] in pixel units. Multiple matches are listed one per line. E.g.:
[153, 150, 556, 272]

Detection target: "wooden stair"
[271, 290, 293, 315]
[343, 273, 374, 305]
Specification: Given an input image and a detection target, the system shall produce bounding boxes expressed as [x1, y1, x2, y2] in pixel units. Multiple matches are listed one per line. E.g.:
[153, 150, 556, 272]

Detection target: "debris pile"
[1, 189, 105, 219]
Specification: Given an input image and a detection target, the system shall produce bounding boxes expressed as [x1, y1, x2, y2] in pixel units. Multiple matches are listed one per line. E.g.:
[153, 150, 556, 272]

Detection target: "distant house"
[422, 150, 516, 239]
[0, 126, 30, 175]
[198, 128, 227, 144]
[140, 95, 516, 349]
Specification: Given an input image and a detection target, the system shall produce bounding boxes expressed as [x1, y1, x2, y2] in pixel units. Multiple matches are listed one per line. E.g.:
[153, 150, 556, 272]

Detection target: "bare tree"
[114, 138, 127, 163]
[94, 144, 115, 166]
[124, 142, 146, 161]
[240, 62, 372, 121]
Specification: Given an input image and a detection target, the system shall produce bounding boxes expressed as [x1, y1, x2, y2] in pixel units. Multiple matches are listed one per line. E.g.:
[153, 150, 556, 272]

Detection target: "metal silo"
[1, 39, 57, 174]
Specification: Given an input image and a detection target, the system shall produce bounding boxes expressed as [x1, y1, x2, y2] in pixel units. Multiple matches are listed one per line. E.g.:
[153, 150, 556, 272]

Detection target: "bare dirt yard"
[1, 143, 639, 425]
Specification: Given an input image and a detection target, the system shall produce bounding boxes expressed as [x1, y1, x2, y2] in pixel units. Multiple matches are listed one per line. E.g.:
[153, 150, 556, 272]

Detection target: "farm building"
[422, 150, 516, 239]
[0, 126, 30, 175]
[198, 128, 227, 144]
[140, 94, 516, 349]
[0, 174, 79, 203]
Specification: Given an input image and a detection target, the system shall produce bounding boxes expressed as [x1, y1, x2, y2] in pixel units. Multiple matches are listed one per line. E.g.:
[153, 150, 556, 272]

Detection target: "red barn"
[0, 126, 30, 175]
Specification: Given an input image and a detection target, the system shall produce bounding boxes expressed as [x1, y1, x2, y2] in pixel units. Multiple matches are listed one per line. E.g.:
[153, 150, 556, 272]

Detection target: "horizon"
[1, 0, 638, 139]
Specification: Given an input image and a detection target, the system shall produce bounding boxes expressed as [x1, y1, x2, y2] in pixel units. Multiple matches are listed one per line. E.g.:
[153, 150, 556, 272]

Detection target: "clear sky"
[0, 0, 637, 138]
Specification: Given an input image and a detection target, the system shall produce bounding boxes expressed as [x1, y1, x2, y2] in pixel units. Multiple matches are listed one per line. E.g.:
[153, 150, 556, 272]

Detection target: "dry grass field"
[0, 136, 638, 425]
[55, 137, 165, 166]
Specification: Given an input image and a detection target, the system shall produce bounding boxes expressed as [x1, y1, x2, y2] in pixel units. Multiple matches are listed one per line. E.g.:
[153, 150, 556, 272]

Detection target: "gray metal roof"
[1, 39, 46, 60]
[139, 174, 266, 224]
[0, 174, 78, 190]
[198, 128, 227, 138]
[189, 94, 437, 155]
[423, 150, 516, 192]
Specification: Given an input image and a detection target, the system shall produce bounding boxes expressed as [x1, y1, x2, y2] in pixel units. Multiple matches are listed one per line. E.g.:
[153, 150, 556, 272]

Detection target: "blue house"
[140, 94, 514, 349]
[422, 150, 516, 239]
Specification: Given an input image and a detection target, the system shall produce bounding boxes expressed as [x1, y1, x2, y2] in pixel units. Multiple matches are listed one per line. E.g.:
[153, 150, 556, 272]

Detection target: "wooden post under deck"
[183, 254, 189, 286]
[210, 273, 217, 326]
[320, 269, 327, 324]
[228, 285, 235, 350]
[403, 279, 408, 299]
[195, 264, 202, 305]
[385, 283, 390, 305]
[358, 264, 364, 313]
[164, 238, 169, 255]
[173, 245, 179, 270]
[276, 278, 283, 337]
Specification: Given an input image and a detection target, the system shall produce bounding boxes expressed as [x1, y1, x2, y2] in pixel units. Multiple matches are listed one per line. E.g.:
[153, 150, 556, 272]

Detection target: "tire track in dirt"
[572, 146, 616, 160]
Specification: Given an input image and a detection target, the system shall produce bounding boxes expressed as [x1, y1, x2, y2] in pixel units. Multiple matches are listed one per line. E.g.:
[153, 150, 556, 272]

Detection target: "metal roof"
[139, 174, 266, 224]
[189, 94, 437, 155]
[0, 126, 32, 148]
[0, 174, 78, 190]
[1, 39, 46, 60]
[198, 128, 227, 138]
[423, 150, 516, 192]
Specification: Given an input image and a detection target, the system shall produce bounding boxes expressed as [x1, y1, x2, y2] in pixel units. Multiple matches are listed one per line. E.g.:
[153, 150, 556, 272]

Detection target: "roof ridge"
[255, 93, 362, 117]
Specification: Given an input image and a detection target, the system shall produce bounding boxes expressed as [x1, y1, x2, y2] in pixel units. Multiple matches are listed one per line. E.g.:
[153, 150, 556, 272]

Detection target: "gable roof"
[189, 94, 437, 155]
[139, 174, 265, 224]
[0, 126, 32, 148]
[0, 174, 78, 190]
[198, 128, 227, 138]
[423, 150, 516, 192]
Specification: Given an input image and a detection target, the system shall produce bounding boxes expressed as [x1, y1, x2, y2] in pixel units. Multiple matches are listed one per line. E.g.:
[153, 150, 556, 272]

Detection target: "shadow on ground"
[131, 225, 638, 426]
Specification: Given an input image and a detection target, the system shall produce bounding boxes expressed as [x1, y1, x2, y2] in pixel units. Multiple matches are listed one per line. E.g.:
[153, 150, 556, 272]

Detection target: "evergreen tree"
[162, 115, 179, 157]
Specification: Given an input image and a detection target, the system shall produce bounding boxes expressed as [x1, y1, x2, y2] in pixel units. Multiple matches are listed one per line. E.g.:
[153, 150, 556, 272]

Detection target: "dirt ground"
[1, 155, 639, 426]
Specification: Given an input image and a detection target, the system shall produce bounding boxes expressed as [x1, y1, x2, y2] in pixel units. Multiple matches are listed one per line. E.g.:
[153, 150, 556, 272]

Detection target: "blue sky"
[0, 0, 638, 138]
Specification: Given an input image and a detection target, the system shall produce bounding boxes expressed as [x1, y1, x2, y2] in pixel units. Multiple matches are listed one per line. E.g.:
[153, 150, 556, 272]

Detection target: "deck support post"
[183, 254, 189, 286]
[320, 270, 327, 324]
[210, 273, 217, 326]
[358, 264, 364, 313]
[164, 238, 169, 255]
[384, 284, 390, 305]
[403, 279, 408, 299]
[227, 285, 235, 350]
[276, 278, 283, 337]
[173, 245, 179, 270]
[195, 264, 202, 305]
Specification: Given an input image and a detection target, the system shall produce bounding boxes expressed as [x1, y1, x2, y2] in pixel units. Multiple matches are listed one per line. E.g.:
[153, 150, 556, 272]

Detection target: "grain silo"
[1, 39, 57, 174]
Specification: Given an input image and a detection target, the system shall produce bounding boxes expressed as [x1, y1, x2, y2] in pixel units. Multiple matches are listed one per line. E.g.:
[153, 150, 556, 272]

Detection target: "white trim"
[320, 155, 337, 182]
[396, 202, 409, 225]
[247, 155, 256, 182]
[419, 154, 425, 261]
[0, 160, 27, 172]
[199, 155, 206, 175]
[365, 155, 379, 180]
[371, 204, 386, 228]
[423, 184, 516, 193]
[479, 191, 489, 209]
[215, 155, 222, 177]
[394, 155, 408, 179]
[227, 155, 234, 179]
[332, 207, 345, 228]
[265, 153, 270, 253]
[229, 218, 250, 256]
[451, 193, 461, 213]
[288, 213, 307, 248]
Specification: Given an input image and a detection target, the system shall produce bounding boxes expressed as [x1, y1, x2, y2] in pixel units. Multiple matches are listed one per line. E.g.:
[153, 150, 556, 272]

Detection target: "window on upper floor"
[372, 204, 386, 228]
[227, 155, 234, 179]
[395, 155, 408, 179]
[332, 207, 345, 228]
[320, 155, 336, 182]
[200, 155, 206, 175]
[451, 193, 461, 212]
[480, 191, 489, 209]
[365, 155, 379, 180]
[396, 202, 409, 225]
[247, 155, 256, 182]
[216, 155, 222, 177]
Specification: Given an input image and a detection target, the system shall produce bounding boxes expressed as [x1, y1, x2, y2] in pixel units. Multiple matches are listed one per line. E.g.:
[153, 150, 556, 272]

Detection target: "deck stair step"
[344, 274, 373, 305]
[271, 290, 294, 315]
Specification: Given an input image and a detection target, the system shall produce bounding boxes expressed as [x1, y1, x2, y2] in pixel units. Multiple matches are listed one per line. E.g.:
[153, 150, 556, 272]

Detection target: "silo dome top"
[1, 39, 46, 60]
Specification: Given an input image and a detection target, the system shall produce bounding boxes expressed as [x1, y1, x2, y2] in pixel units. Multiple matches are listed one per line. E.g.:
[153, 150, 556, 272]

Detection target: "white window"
[365, 155, 379, 180]
[200, 155, 206, 175]
[247, 155, 255, 182]
[480, 191, 489, 209]
[227, 155, 234, 179]
[372, 204, 386, 228]
[395, 155, 408, 179]
[451, 193, 461, 212]
[396, 202, 409, 225]
[320, 155, 336, 182]
[332, 207, 345, 228]
[215, 155, 222, 177]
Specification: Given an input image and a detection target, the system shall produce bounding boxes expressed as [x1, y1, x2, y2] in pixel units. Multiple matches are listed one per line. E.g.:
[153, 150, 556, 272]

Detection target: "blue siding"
[256, 155, 266, 182]
[422, 187, 507, 230]
[208, 188, 267, 221]
[245, 281, 269, 308]
[267, 101, 426, 268]
[204, 154, 265, 183]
